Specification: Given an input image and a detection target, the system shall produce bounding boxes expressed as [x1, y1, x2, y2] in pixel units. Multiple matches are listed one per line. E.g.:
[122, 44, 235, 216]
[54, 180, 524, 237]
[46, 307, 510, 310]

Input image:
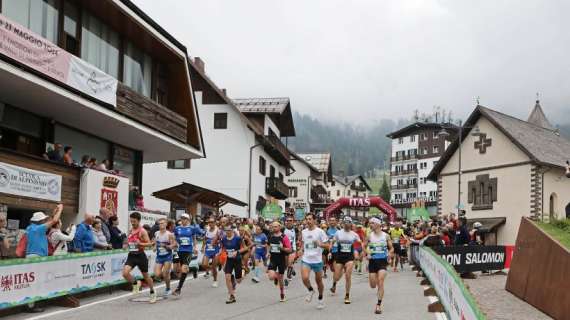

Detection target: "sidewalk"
[464, 273, 552, 320]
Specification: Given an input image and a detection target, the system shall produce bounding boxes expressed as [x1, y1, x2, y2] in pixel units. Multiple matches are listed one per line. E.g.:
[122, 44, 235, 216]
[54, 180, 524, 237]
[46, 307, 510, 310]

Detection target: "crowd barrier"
[417, 246, 486, 320]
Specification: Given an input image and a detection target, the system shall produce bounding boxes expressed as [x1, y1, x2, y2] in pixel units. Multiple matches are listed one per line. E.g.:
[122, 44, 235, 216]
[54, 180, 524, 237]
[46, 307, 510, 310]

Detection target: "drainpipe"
[248, 143, 263, 218]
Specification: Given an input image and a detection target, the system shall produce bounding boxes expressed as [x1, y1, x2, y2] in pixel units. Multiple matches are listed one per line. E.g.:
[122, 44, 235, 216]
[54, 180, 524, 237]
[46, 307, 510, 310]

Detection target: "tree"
[379, 175, 391, 202]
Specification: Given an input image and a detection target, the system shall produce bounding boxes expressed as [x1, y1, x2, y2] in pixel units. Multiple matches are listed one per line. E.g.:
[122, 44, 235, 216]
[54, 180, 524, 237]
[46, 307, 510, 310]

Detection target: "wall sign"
[434, 245, 514, 273]
[0, 162, 61, 202]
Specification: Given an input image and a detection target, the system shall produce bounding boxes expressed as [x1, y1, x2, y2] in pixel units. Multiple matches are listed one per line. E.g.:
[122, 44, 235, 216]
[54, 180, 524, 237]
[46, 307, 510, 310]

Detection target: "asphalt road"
[13, 264, 436, 320]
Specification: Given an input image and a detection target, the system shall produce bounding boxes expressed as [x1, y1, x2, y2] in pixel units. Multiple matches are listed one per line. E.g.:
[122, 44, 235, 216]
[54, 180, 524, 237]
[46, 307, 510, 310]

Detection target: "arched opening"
[549, 193, 558, 220]
[566, 202, 570, 219]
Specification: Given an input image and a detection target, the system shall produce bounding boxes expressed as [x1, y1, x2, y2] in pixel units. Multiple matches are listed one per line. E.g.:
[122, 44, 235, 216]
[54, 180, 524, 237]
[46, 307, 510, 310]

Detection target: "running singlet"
[127, 227, 145, 254]
[301, 228, 328, 264]
[268, 234, 291, 260]
[284, 228, 297, 252]
[253, 233, 268, 255]
[334, 229, 360, 258]
[175, 225, 199, 253]
[154, 230, 172, 257]
[222, 235, 242, 259]
[368, 232, 389, 260]
[390, 228, 404, 243]
[327, 227, 338, 253]
[204, 227, 220, 256]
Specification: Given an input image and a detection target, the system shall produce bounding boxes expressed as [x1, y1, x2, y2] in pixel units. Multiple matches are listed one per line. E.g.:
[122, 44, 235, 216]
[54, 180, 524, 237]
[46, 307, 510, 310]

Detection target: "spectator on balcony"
[80, 155, 91, 168]
[25, 204, 63, 258]
[73, 214, 95, 253]
[63, 146, 74, 166]
[109, 215, 126, 249]
[43, 143, 64, 163]
[96, 159, 110, 171]
[92, 219, 112, 250]
[88, 157, 98, 168]
[49, 221, 76, 255]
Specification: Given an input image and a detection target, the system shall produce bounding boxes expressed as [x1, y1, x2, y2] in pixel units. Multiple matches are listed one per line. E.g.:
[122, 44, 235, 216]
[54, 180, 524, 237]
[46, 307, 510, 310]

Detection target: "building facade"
[0, 0, 204, 231]
[297, 153, 334, 214]
[429, 102, 570, 245]
[387, 122, 457, 217]
[328, 175, 372, 217]
[287, 152, 320, 215]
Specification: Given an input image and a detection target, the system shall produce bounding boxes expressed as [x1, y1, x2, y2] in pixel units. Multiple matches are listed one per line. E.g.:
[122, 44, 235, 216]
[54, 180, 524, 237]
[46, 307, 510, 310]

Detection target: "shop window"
[3, 0, 59, 44]
[214, 113, 228, 129]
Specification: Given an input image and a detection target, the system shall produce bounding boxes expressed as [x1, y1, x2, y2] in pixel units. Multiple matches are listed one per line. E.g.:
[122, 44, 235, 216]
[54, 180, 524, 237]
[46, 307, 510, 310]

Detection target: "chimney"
[221, 88, 227, 96]
[194, 57, 205, 73]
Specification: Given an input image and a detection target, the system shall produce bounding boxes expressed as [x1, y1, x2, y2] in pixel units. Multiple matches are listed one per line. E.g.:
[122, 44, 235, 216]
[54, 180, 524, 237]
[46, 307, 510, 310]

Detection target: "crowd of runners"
[121, 211, 416, 315]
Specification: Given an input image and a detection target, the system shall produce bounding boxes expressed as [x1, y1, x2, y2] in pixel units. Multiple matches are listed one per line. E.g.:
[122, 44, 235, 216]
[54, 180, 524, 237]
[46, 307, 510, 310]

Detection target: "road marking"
[26, 274, 205, 320]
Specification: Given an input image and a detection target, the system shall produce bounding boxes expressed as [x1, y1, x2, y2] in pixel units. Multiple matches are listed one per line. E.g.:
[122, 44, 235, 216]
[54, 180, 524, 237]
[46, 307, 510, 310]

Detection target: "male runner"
[201, 217, 221, 288]
[354, 223, 366, 274]
[221, 225, 247, 304]
[330, 216, 360, 304]
[389, 221, 405, 272]
[267, 221, 292, 302]
[326, 217, 339, 278]
[173, 213, 200, 296]
[300, 213, 329, 310]
[364, 217, 394, 314]
[153, 218, 176, 296]
[122, 212, 157, 303]
[283, 216, 299, 285]
[252, 224, 268, 283]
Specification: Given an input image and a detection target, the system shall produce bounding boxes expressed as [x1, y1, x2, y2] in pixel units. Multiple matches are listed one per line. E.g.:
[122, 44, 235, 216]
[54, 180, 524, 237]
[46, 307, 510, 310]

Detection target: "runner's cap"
[180, 213, 190, 220]
[343, 216, 353, 224]
[369, 217, 382, 225]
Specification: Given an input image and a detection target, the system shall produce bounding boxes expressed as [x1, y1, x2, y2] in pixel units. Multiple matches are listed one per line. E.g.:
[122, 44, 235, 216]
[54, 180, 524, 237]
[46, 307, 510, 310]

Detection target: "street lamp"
[439, 121, 480, 217]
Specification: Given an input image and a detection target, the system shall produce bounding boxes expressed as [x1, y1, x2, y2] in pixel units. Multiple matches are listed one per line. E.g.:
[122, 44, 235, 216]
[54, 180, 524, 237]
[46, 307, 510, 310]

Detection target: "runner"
[389, 221, 405, 272]
[283, 216, 299, 285]
[122, 212, 157, 303]
[326, 217, 339, 279]
[201, 217, 221, 288]
[221, 225, 247, 304]
[173, 213, 200, 296]
[364, 217, 394, 314]
[252, 224, 268, 283]
[330, 216, 360, 304]
[300, 213, 329, 310]
[354, 223, 366, 274]
[153, 218, 176, 296]
[267, 221, 292, 302]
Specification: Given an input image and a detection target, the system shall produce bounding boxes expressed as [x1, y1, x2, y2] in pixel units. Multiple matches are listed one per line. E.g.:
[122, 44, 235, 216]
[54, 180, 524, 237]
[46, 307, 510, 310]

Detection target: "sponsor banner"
[0, 250, 156, 309]
[434, 245, 514, 273]
[0, 14, 117, 106]
[261, 203, 282, 221]
[136, 211, 167, 227]
[0, 162, 61, 202]
[418, 247, 486, 320]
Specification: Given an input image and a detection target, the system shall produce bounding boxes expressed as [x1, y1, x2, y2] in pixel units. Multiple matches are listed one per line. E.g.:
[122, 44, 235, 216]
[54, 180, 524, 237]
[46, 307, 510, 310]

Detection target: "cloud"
[133, 0, 570, 125]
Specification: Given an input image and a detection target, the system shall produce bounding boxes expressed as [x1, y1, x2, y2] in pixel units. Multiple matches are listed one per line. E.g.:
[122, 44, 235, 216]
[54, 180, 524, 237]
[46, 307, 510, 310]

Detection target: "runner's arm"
[168, 233, 177, 250]
[139, 229, 153, 248]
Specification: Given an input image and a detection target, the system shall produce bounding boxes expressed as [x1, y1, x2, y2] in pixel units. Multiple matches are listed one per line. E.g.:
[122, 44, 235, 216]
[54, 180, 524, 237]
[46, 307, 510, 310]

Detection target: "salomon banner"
[434, 245, 513, 273]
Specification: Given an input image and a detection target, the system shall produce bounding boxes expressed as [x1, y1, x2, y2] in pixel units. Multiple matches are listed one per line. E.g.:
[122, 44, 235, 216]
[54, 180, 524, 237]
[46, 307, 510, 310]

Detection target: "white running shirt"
[301, 227, 328, 264]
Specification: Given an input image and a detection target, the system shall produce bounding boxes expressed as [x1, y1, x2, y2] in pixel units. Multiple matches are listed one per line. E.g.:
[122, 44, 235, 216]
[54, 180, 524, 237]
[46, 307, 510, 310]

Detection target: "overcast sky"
[133, 0, 569, 125]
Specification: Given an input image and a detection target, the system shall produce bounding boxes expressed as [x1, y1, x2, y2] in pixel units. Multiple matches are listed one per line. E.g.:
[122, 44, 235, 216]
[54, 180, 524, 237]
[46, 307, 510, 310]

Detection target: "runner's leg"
[331, 262, 343, 294]
[344, 261, 354, 302]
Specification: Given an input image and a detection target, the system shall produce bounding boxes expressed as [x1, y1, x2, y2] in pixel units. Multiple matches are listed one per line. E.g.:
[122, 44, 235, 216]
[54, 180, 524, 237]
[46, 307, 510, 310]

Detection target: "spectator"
[25, 204, 63, 258]
[44, 143, 63, 162]
[135, 193, 145, 209]
[470, 222, 484, 245]
[73, 214, 95, 253]
[80, 155, 90, 167]
[440, 227, 451, 246]
[92, 219, 111, 250]
[96, 159, 110, 171]
[97, 208, 112, 243]
[49, 221, 76, 255]
[0, 216, 9, 258]
[88, 158, 97, 168]
[454, 217, 470, 246]
[422, 225, 444, 248]
[108, 216, 126, 249]
[63, 146, 73, 165]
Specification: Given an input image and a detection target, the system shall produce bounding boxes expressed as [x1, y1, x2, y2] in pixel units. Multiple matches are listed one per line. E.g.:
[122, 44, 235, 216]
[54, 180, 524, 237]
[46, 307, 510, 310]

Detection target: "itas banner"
[0, 14, 117, 106]
[434, 245, 513, 273]
[0, 162, 61, 202]
[0, 250, 156, 310]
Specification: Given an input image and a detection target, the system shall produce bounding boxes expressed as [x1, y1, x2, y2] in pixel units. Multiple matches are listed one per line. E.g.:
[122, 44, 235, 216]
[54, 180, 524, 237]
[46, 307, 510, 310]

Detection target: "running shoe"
[317, 300, 325, 310]
[226, 295, 236, 304]
[132, 281, 141, 294]
[149, 292, 157, 304]
[344, 295, 351, 304]
[203, 273, 210, 279]
[163, 288, 171, 297]
[375, 304, 382, 314]
[212, 281, 219, 288]
[280, 294, 287, 302]
[284, 279, 289, 287]
[330, 285, 336, 295]
[172, 288, 181, 297]
[252, 277, 260, 283]
[305, 291, 315, 303]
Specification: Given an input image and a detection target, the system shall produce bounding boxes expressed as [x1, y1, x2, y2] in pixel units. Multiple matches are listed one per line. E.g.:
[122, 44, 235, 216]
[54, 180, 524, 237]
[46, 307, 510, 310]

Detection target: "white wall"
[287, 159, 312, 212]
[391, 135, 418, 156]
[418, 155, 439, 199]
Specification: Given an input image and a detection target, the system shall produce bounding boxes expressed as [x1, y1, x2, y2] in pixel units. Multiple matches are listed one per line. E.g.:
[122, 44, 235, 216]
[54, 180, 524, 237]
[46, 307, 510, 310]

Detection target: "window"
[394, 194, 402, 200]
[3, 0, 59, 44]
[433, 161, 438, 167]
[154, 62, 169, 106]
[113, 145, 138, 183]
[433, 145, 439, 154]
[167, 159, 190, 170]
[123, 42, 152, 97]
[429, 191, 437, 197]
[289, 187, 298, 198]
[214, 113, 228, 129]
[420, 162, 427, 169]
[337, 190, 340, 196]
[54, 124, 110, 165]
[279, 173, 284, 181]
[0, 104, 43, 138]
[347, 190, 351, 196]
[259, 156, 266, 176]
[421, 147, 428, 155]
[270, 165, 276, 178]
[398, 137, 404, 144]
[420, 133, 427, 141]
[81, 10, 120, 78]
[410, 135, 416, 142]
[433, 131, 439, 139]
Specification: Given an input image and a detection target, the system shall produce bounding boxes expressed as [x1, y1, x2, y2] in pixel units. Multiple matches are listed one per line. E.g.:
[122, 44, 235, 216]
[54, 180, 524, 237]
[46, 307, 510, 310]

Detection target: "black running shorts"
[125, 252, 149, 273]
[268, 258, 287, 274]
[224, 258, 243, 279]
[368, 259, 388, 273]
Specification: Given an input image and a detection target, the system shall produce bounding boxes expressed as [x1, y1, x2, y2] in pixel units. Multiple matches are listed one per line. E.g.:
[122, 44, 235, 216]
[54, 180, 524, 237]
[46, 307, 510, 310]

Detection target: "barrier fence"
[417, 246, 486, 320]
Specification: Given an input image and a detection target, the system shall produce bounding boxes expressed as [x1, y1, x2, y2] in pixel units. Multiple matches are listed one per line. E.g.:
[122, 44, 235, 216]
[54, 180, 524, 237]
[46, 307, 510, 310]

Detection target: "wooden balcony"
[116, 83, 187, 143]
[262, 134, 291, 166]
[266, 177, 289, 200]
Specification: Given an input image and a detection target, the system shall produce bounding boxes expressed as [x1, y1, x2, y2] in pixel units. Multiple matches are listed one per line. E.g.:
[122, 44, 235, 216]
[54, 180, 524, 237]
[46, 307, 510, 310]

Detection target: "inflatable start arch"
[323, 197, 397, 222]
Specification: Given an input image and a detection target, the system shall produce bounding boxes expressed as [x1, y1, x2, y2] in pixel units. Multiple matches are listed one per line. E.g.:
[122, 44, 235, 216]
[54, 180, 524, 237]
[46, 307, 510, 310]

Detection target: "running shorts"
[392, 243, 402, 256]
[399, 245, 407, 257]
[268, 258, 287, 274]
[125, 252, 149, 273]
[254, 252, 267, 261]
[302, 261, 324, 273]
[368, 259, 388, 273]
[205, 247, 220, 259]
[156, 253, 173, 265]
[224, 257, 243, 279]
[335, 254, 354, 265]
[178, 252, 193, 266]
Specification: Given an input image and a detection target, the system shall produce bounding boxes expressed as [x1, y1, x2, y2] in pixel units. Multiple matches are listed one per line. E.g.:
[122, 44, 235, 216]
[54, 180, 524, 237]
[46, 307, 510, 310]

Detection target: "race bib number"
[304, 241, 317, 250]
[158, 246, 169, 256]
[340, 243, 352, 253]
[370, 244, 386, 255]
[206, 243, 214, 250]
[270, 244, 281, 253]
[128, 243, 138, 252]
[227, 249, 237, 258]
[179, 237, 191, 246]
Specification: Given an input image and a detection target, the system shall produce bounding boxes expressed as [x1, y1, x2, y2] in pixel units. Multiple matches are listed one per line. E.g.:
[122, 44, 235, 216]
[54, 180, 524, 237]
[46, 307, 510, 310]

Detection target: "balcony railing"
[266, 177, 289, 200]
[390, 154, 417, 162]
[390, 168, 418, 176]
[391, 183, 418, 190]
[262, 134, 291, 166]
